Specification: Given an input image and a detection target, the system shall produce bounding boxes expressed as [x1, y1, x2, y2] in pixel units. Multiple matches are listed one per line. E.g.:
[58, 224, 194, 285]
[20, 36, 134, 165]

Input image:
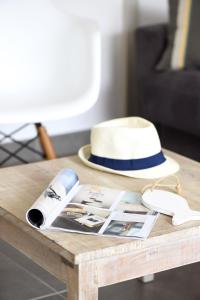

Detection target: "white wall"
[1, 0, 137, 141]
[137, 0, 168, 26]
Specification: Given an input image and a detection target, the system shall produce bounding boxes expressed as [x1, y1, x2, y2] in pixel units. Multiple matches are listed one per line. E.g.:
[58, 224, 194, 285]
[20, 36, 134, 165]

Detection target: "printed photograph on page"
[70, 184, 123, 210]
[115, 191, 148, 214]
[103, 220, 144, 237]
[101, 211, 150, 238]
[51, 203, 110, 233]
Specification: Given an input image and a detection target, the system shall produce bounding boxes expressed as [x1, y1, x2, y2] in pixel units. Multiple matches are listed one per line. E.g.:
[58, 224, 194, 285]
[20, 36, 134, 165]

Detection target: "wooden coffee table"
[0, 150, 200, 300]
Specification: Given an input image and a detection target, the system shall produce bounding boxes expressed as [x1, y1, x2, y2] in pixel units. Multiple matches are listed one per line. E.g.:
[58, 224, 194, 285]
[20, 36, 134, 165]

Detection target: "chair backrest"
[0, 0, 101, 124]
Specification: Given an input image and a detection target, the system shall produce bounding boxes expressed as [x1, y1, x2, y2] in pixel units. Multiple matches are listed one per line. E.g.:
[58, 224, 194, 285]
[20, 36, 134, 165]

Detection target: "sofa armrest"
[135, 24, 167, 79]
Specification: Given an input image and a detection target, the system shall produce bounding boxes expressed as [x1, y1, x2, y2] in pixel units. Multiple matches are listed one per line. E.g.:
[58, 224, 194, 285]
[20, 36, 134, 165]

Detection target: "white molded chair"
[0, 0, 101, 164]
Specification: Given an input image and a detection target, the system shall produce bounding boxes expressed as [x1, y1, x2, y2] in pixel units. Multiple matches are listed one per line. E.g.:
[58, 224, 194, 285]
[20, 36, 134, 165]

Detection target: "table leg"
[140, 274, 155, 283]
[66, 263, 99, 300]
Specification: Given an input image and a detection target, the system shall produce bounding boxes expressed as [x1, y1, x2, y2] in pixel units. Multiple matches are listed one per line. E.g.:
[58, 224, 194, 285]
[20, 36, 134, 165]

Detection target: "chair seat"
[0, 1, 101, 124]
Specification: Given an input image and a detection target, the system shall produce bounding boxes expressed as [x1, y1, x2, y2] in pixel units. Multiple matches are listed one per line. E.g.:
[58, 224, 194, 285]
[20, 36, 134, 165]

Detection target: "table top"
[0, 150, 199, 265]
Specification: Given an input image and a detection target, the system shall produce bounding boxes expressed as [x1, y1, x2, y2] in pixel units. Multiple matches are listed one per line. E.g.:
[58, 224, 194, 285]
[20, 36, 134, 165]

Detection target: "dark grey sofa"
[135, 24, 200, 137]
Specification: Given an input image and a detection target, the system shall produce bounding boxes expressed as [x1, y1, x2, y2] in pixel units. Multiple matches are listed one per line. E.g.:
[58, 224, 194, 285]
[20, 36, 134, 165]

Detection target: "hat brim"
[78, 145, 180, 179]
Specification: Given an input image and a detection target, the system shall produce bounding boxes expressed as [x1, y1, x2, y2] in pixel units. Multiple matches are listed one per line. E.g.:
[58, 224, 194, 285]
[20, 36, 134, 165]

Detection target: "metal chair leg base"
[0, 123, 56, 166]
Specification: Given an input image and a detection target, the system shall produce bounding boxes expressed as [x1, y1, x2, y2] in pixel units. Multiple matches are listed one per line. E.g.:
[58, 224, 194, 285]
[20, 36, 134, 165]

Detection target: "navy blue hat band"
[89, 151, 166, 171]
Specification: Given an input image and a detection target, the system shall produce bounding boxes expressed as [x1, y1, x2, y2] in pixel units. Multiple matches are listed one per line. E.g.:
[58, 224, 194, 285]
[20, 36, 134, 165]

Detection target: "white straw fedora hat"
[78, 117, 180, 179]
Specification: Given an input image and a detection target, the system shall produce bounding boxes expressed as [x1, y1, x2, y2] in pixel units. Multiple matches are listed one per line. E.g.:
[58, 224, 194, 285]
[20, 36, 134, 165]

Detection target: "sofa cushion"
[139, 70, 200, 136]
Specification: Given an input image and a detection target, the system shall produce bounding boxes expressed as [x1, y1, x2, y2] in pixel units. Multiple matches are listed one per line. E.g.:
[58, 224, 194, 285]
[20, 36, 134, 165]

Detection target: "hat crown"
[91, 117, 161, 159]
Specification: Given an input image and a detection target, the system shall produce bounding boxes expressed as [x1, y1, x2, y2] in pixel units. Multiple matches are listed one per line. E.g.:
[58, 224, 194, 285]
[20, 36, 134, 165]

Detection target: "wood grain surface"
[1, 150, 200, 299]
[0, 150, 199, 266]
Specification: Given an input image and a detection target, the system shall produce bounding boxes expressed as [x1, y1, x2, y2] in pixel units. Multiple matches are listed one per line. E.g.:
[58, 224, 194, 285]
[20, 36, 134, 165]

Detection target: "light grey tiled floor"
[0, 240, 66, 300]
[1, 239, 200, 300]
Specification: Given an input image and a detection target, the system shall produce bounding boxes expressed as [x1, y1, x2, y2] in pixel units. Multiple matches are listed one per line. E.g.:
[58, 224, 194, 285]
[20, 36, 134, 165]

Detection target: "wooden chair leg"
[35, 123, 56, 160]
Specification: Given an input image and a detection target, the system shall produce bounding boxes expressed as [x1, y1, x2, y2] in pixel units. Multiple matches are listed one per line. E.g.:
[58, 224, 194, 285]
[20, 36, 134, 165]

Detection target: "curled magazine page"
[27, 176, 159, 239]
[26, 169, 79, 229]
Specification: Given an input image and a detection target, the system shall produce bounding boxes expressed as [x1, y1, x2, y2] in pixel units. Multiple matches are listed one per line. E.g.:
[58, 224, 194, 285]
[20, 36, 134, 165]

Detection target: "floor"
[0, 126, 199, 299]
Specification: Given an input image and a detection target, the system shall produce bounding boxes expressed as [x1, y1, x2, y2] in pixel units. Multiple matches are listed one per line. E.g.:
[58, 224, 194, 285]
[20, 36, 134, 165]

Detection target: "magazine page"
[51, 185, 159, 239]
[26, 169, 79, 229]
[99, 211, 158, 239]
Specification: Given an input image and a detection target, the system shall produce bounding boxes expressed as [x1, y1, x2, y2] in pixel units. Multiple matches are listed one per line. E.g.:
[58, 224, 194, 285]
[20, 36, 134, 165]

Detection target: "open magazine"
[26, 169, 159, 239]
